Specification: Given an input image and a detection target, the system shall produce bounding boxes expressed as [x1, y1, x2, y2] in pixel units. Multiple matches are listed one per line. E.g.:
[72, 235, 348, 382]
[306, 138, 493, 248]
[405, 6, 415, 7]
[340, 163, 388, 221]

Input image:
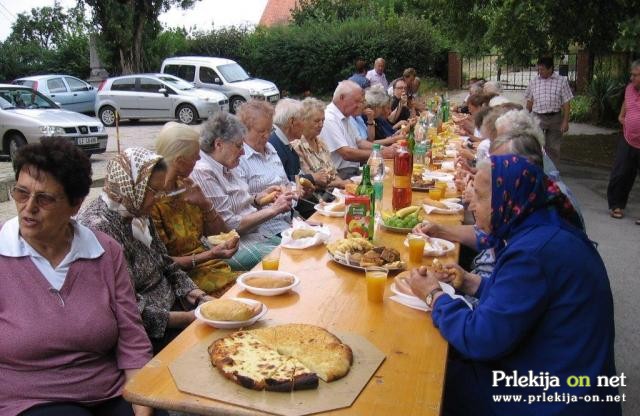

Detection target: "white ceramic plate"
[390, 282, 426, 305]
[327, 252, 405, 272]
[422, 201, 464, 215]
[423, 171, 455, 182]
[314, 203, 345, 217]
[195, 298, 267, 329]
[237, 271, 300, 296]
[403, 236, 455, 257]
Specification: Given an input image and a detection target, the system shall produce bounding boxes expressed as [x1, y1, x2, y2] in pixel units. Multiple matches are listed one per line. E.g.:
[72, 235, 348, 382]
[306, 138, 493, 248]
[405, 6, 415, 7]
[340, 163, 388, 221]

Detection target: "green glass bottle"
[356, 164, 375, 239]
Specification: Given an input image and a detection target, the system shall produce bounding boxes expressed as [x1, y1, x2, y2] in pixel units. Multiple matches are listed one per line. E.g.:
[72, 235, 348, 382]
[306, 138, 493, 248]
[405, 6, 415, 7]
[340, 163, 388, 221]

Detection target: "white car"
[0, 84, 107, 159]
[161, 56, 280, 113]
[95, 73, 229, 126]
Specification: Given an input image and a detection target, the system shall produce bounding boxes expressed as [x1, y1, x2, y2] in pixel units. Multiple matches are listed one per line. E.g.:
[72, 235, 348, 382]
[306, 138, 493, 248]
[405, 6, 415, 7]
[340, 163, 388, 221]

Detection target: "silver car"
[0, 84, 107, 159]
[13, 74, 97, 114]
[95, 73, 229, 126]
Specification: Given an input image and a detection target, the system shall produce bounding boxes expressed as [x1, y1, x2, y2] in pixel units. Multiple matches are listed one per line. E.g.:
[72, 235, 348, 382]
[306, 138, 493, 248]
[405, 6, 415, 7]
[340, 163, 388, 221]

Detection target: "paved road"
[0, 120, 636, 415]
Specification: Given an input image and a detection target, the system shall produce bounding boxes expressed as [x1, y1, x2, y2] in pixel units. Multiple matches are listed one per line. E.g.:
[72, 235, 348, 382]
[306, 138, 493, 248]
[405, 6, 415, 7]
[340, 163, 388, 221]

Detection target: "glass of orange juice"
[407, 234, 426, 264]
[435, 181, 448, 198]
[428, 188, 442, 201]
[262, 247, 281, 270]
[365, 266, 388, 302]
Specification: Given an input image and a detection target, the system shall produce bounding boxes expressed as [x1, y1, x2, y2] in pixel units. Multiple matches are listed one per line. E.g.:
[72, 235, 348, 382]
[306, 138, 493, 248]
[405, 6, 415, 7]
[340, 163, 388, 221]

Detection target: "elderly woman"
[292, 97, 352, 190]
[409, 154, 619, 416]
[388, 78, 413, 124]
[0, 139, 154, 416]
[78, 147, 212, 354]
[190, 111, 293, 270]
[151, 122, 239, 296]
[363, 85, 409, 145]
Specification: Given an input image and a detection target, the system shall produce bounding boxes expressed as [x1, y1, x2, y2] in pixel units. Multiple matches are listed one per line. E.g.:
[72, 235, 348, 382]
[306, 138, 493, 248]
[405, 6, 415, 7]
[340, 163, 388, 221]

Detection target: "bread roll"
[298, 177, 314, 189]
[423, 197, 449, 209]
[200, 299, 261, 321]
[207, 230, 239, 246]
[291, 229, 317, 240]
[258, 191, 278, 205]
[244, 275, 294, 289]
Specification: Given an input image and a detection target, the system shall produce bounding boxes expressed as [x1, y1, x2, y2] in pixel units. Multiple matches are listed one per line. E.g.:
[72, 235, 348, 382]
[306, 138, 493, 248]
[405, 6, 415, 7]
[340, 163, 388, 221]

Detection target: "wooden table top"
[124, 165, 463, 416]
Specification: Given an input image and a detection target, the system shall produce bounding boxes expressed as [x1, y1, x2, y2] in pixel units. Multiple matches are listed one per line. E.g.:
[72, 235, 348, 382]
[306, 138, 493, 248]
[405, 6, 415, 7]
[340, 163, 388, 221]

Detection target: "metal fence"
[461, 54, 577, 90]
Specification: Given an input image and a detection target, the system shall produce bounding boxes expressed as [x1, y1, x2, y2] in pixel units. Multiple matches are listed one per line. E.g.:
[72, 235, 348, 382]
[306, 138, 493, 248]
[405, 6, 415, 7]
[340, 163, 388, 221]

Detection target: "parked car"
[13, 75, 97, 114]
[0, 84, 107, 160]
[161, 56, 280, 113]
[95, 73, 229, 126]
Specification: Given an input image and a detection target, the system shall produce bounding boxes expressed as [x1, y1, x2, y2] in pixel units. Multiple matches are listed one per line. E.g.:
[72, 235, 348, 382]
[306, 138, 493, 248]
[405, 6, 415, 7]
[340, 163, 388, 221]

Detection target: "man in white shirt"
[366, 58, 389, 90]
[320, 80, 396, 179]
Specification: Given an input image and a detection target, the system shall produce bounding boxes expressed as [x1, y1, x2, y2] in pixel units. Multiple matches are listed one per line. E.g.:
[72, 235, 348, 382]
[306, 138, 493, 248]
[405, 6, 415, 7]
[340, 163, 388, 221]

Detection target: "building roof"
[259, 0, 298, 27]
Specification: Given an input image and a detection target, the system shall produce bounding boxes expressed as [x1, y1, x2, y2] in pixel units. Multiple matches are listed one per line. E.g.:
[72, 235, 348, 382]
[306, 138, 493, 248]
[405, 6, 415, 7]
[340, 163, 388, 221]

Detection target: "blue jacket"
[432, 209, 620, 416]
[268, 131, 313, 184]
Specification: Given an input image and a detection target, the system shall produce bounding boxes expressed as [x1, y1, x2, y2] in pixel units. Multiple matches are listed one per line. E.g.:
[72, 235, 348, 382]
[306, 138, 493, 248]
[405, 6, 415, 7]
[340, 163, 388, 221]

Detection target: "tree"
[83, 0, 200, 74]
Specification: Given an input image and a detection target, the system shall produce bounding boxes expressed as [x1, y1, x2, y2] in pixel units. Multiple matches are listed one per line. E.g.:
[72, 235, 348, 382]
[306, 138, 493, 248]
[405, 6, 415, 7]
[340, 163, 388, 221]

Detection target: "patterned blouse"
[291, 135, 338, 183]
[77, 197, 198, 339]
[151, 196, 237, 293]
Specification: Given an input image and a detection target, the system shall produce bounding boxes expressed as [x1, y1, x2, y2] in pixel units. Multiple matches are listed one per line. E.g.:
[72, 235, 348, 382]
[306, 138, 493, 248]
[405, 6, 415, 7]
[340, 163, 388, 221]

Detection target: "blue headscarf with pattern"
[477, 154, 581, 251]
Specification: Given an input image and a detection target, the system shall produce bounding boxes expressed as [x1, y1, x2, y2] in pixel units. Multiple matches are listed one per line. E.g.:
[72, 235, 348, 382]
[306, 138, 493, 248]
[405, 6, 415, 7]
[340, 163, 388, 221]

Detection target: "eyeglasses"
[10, 186, 65, 209]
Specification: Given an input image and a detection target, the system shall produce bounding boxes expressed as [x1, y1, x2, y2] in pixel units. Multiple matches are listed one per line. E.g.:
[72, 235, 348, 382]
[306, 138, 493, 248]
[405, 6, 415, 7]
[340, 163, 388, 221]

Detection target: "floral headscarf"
[101, 147, 163, 246]
[477, 154, 580, 251]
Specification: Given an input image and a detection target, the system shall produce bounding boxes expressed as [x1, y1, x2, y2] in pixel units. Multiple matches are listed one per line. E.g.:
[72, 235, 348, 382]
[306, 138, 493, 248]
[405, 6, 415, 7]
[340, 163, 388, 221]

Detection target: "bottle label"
[393, 175, 410, 188]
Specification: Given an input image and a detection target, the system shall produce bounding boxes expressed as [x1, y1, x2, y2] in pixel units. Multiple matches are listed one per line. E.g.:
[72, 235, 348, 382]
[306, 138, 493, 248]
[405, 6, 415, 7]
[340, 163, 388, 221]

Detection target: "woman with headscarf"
[0, 139, 155, 416]
[77, 147, 212, 353]
[151, 122, 239, 297]
[408, 155, 620, 416]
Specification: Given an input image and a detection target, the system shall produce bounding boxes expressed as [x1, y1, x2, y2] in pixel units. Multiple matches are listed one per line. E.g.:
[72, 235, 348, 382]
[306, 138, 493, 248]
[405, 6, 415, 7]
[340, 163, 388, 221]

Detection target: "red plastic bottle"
[392, 140, 412, 211]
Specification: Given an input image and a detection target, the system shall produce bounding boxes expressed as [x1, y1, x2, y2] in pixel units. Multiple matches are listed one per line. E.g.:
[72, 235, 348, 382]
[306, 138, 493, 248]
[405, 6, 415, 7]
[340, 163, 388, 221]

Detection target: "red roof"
[259, 0, 298, 27]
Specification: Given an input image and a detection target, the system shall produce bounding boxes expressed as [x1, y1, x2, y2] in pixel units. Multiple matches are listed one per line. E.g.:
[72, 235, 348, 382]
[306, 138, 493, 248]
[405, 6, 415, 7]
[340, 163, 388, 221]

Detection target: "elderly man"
[366, 57, 389, 90]
[525, 56, 573, 166]
[607, 60, 640, 223]
[321, 81, 396, 179]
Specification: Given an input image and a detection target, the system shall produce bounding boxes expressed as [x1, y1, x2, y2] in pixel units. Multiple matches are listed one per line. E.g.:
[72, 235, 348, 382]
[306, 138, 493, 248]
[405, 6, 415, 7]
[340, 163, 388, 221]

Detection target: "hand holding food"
[207, 230, 240, 246]
[431, 259, 464, 289]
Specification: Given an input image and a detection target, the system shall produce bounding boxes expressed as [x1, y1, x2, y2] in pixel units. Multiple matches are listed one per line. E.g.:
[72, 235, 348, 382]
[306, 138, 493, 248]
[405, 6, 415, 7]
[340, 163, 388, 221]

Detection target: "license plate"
[268, 94, 279, 102]
[77, 137, 98, 145]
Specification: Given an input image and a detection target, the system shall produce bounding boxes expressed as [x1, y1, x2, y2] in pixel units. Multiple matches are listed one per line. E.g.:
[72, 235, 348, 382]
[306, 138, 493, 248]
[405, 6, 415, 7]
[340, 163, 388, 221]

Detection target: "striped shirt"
[623, 83, 640, 149]
[366, 69, 389, 90]
[525, 73, 573, 114]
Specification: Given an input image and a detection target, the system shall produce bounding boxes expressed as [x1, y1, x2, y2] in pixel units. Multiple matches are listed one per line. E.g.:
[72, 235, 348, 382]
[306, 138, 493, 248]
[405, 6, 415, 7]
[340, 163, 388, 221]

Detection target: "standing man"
[607, 60, 640, 223]
[525, 56, 573, 166]
[366, 58, 389, 90]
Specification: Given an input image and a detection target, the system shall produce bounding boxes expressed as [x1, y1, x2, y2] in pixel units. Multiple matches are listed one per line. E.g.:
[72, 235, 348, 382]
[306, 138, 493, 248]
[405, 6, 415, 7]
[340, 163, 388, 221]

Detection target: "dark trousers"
[20, 396, 170, 416]
[535, 112, 563, 167]
[607, 136, 640, 210]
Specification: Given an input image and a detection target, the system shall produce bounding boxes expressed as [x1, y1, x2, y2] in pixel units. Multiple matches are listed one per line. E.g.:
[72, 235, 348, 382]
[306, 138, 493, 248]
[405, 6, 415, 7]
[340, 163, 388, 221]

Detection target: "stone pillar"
[576, 50, 591, 94]
[448, 51, 462, 90]
[87, 33, 109, 87]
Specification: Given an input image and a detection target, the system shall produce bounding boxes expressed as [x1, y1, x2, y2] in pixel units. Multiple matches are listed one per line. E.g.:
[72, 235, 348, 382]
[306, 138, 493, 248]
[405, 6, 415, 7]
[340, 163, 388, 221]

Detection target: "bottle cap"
[398, 140, 407, 146]
[373, 143, 381, 150]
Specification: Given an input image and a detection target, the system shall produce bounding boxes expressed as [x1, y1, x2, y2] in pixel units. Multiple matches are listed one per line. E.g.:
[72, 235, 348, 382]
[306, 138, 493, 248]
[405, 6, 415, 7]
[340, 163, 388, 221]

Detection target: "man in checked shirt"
[525, 57, 573, 166]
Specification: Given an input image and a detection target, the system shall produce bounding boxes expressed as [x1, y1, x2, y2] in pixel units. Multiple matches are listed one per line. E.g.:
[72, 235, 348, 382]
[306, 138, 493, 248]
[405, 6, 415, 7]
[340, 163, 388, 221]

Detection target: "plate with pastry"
[280, 220, 331, 249]
[314, 200, 346, 217]
[237, 271, 300, 296]
[422, 198, 464, 215]
[326, 238, 405, 271]
[195, 298, 267, 329]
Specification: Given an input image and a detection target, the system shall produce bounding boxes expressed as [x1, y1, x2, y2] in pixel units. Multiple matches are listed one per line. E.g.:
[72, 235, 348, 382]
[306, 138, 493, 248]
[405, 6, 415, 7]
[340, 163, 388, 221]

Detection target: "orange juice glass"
[365, 266, 388, 302]
[408, 234, 426, 263]
[435, 181, 448, 198]
[262, 247, 281, 270]
[428, 188, 442, 201]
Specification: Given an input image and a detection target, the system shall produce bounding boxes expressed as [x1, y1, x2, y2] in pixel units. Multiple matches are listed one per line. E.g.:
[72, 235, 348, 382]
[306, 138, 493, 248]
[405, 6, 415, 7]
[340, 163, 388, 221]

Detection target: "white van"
[161, 56, 280, 113]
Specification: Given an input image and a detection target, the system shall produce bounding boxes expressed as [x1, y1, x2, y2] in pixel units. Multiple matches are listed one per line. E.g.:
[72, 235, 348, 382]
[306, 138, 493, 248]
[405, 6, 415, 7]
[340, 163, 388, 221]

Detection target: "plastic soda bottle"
[392, 140, 412, 211]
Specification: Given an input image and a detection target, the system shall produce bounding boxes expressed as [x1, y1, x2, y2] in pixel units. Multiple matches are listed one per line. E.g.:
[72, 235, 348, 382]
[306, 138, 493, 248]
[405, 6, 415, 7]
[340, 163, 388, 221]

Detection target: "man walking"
[607, 60, 640, 223]
[366, 58, 389, 90]
[525, 56, 573, 166]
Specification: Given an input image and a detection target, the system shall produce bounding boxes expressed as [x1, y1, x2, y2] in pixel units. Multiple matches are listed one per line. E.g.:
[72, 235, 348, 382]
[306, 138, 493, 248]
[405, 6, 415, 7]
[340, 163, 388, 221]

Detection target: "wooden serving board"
[168, 324, 386, 416]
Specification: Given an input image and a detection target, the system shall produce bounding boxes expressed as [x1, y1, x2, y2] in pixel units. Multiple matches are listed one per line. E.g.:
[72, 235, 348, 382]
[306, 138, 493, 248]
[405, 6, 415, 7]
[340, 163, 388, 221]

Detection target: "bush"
[586, 71, 627, 124]
[569, 95, 594, 122]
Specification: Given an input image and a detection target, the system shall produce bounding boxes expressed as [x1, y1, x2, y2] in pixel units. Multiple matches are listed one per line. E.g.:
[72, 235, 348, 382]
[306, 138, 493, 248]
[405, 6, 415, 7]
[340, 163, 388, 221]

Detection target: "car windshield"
[158, 75, 195, 91]
[217, 63, 250, 83]
[0, 87, 57, 110]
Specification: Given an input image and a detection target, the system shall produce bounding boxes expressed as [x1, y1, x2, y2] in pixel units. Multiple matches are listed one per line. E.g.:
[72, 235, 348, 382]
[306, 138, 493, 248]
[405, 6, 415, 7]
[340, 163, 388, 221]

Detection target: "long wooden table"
[124, 166, 463, 415]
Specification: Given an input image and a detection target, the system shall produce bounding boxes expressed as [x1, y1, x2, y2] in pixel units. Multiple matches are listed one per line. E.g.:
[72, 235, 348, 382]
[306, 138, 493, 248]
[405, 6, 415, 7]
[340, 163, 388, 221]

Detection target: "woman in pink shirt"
[0, 139, 157, 416]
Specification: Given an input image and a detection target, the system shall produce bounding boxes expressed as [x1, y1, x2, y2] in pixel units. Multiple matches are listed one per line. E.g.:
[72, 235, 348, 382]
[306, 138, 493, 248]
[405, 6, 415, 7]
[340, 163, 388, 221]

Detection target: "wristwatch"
[425, 287, 443, 308]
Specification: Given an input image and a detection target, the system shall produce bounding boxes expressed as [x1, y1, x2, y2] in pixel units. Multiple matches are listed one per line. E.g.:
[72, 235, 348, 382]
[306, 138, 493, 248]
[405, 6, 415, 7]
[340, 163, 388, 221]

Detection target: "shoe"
[610, 208, 624, 219]
[635, 219, 640, 225]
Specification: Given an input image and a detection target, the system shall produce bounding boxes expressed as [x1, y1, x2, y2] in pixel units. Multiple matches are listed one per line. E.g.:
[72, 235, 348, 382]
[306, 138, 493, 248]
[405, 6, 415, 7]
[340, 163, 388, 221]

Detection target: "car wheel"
[8, 134, 27, 160]
[99, 105, 117, 127]
[177, 104, 198, 124]
[230, 96, 246, 114]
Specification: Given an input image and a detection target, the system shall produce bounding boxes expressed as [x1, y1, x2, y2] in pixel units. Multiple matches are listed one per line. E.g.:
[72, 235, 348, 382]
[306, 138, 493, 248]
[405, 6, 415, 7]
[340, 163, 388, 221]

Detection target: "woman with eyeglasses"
[0, 139, 157, 416]
[77, 147, 212, 354]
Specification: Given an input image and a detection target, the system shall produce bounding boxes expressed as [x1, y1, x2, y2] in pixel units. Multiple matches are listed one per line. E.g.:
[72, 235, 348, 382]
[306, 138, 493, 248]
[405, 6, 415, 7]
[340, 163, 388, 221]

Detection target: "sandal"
[610, 208, 624, 219]
[635, 219, 640, 225]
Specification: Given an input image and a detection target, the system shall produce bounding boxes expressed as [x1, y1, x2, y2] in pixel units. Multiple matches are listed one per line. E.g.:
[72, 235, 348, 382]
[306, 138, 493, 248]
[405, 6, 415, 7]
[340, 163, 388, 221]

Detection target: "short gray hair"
[484, 81, 502, 95]
[301, 97, 325, 120]
[491, 110, 545, 167]
[631, 59, 640, 70]
[200, 111, 246, 153]
[332, 80, 362, 102]
[365, 85, 390, 109]
[494, 109, 545, 147]
[273, 98, 304, 128]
